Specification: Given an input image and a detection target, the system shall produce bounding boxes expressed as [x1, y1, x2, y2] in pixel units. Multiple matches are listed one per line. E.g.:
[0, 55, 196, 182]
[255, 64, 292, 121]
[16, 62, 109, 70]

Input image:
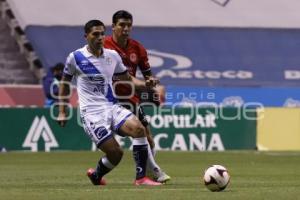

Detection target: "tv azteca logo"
[148, 49, 192, 72]
[147, 49, 253, 80]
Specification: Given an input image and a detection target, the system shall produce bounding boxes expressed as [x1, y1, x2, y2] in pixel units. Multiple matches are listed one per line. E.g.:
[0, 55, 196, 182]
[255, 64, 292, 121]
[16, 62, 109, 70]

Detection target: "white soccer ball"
[203, 165, 230, 192]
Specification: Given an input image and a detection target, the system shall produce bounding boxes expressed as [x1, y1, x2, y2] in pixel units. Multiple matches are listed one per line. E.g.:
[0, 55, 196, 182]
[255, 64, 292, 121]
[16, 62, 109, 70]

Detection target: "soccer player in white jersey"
[56, 20, 161, 186]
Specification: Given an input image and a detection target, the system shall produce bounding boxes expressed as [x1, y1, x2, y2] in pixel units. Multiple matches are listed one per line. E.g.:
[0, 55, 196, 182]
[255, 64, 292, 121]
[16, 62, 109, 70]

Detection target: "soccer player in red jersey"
[104, 10, 170, 183]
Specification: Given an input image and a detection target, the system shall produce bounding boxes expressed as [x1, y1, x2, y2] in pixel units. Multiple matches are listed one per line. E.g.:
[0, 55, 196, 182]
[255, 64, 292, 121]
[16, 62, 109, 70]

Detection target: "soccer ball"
[203, 165, 230, 192]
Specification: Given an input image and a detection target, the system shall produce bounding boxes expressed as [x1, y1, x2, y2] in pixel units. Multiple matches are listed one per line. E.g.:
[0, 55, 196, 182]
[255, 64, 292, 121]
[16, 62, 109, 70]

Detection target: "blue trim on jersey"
[96, 134, 114, 147]
[73, 51, 117, 103]
[114, 113, 133, 131]
[73, 51, 100, 74]
[106, 86, 116, 103]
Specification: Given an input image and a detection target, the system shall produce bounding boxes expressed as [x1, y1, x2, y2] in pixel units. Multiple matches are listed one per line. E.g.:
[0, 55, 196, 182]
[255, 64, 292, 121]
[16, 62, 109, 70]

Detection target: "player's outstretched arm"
[57, 75, 72, 127]
[117, 72, 157, 92]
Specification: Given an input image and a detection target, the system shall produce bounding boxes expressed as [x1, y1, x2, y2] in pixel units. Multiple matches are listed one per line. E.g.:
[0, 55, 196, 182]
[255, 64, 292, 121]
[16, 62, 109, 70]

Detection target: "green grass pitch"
[1, 151, 300, 200]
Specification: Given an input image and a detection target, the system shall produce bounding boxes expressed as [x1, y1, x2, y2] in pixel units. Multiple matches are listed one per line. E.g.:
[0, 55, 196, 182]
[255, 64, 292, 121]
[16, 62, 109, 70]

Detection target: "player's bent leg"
[119, 117, 147, 178]
[139, 111, 171, 183]
[145, 134, 171, 183]
[98, 137, 124, 166]
[119, 116, 161, 186]
[118, 115, 145, 138]
[87, 137, 123, 186]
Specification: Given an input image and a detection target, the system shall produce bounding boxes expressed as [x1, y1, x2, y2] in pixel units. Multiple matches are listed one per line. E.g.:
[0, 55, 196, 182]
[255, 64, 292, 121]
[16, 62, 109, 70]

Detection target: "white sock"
[151, 148, 156, 157]
[132, 137, 148, 145]
[146, 143, 161, 172]
[101, 156, 115, 169]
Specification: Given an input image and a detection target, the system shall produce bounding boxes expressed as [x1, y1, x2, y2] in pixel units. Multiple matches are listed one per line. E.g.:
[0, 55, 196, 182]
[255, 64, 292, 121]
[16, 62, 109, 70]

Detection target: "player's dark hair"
[84, 20, 105, 33]
[51, 62, 64, 72]
[112, 10, 133, 24]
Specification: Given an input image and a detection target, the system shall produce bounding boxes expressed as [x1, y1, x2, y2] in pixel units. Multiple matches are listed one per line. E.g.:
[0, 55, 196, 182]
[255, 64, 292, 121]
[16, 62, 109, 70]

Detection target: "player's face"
[85, 26, 105, 51]
[113, 18, 132, 39]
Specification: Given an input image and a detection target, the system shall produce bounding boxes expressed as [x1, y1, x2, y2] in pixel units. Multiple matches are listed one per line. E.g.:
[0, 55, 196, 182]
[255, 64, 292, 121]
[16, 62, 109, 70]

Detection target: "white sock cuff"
[132, 137, 148, 145]
[146, 143, 160, 171]
[102, 156, 115, 169]
[151, 148, 157, 157]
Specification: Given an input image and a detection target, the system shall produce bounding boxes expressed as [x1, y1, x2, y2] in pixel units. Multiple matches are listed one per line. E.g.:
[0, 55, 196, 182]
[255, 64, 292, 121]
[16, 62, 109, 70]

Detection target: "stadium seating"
[0, 6, 37, 84]
[0, 1, 38, 84]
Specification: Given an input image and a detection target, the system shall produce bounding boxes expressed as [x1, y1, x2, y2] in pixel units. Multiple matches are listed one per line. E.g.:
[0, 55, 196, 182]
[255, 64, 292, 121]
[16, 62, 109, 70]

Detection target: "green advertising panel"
[143, 107, 257, 151]
[0, 107, 256, 152]
[0, 108, 91, 151]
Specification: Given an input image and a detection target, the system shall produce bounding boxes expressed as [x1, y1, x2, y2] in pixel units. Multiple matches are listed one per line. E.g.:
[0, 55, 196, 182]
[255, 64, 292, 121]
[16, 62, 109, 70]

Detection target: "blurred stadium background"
[1, 0, 300, 199]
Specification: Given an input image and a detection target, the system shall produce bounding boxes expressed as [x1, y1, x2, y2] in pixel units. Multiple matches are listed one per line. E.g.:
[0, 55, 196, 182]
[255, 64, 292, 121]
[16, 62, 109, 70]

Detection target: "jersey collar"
[83, 45, 106, 58]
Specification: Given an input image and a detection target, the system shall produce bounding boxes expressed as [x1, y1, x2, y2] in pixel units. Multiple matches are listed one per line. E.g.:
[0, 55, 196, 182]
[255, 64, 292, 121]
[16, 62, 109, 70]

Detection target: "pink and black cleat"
[86, 168, 106, 185]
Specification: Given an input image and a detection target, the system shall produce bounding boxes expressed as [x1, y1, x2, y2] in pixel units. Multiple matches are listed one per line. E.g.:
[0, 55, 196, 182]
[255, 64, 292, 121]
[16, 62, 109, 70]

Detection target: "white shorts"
[80, 104, 133, 147]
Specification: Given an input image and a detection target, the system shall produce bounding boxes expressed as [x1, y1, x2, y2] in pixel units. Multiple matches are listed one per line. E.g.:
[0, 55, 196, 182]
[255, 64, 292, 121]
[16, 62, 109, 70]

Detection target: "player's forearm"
[58, 77, 70, 113]
[131, 76, 147, 91]
[142, 70, 160, 87]
[117, 72, 147, 91]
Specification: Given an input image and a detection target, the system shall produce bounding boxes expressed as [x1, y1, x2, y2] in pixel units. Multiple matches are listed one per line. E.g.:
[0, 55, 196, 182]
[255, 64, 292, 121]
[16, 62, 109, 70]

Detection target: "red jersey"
[104, 36, 151, 77]
[104, 36, 151, 104]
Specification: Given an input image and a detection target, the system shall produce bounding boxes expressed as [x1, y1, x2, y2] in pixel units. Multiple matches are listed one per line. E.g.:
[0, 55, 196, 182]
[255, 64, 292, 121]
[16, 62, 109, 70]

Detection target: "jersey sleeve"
[138, 44, 151, 73]
[114, 52, 128, 75]
[63, 53, 76, 76]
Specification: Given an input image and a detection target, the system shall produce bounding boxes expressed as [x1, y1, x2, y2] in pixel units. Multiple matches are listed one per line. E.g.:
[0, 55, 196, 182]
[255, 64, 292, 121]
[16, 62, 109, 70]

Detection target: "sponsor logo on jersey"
[80, 60, 89, 66]
[105, 57, 112, 65]
[130, 53, 138, 63]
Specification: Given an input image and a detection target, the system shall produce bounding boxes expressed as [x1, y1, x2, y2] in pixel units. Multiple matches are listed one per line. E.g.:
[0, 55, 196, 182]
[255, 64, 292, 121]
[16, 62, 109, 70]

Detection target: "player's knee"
[132, 124, 146, 138]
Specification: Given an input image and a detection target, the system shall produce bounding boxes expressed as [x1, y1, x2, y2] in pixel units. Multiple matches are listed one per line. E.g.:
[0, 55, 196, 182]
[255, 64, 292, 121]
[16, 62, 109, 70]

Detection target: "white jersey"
[64, 45, 127, 112]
